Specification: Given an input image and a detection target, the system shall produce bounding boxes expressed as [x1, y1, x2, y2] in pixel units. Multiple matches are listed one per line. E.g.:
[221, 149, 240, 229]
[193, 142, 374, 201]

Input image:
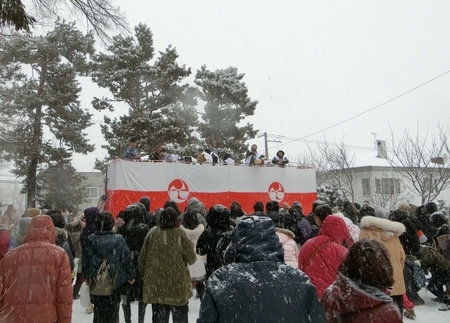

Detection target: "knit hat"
[186, 197, 204, 214]
[374, 207, 389, 219]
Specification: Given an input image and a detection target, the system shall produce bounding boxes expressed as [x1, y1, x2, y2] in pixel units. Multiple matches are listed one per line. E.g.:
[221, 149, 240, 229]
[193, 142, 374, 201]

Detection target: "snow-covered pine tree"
[195, 66, 258, 162]
[90, 24, 199, 169]
[0, 21, 96, 207]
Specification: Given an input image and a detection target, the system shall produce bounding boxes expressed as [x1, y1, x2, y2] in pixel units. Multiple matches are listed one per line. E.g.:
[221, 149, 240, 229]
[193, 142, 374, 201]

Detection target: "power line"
[262, 132, 373, 151]
[284, 69, 450, 145]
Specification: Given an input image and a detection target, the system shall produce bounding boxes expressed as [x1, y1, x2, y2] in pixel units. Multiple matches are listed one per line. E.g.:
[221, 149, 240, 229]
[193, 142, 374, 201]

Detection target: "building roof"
[353, 150, 391, 168]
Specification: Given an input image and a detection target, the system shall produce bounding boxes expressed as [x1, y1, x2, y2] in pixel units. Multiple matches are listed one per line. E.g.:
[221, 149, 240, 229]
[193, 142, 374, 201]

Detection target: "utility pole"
[258, 132, 282, 158]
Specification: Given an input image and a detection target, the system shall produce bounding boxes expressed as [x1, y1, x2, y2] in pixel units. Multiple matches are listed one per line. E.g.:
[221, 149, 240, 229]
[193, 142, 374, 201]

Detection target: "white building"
[345, 141, 450, 210]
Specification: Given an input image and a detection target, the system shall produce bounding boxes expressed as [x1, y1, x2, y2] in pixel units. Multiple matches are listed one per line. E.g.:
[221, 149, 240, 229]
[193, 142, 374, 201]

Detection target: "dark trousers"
[152, 303, 189, 323]
[91, 290, 120, 323]
[73, 273, 84, 297]
[427, 269, 450, 301]
[391, 295, 404, 314]
[122, 299, 147, 323]
[196, 280, 205, 299]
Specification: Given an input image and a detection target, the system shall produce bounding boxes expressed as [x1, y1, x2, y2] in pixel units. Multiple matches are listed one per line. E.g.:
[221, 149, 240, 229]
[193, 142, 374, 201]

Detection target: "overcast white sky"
[72, 0, 450, 171]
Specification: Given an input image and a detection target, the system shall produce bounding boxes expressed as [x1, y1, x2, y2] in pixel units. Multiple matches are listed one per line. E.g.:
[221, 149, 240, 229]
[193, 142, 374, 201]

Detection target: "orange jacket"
[0, 215, 73, 323]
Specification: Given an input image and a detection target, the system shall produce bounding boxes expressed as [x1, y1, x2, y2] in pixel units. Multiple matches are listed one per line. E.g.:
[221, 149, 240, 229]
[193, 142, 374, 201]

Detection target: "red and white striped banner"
[105, 159, 317, 216]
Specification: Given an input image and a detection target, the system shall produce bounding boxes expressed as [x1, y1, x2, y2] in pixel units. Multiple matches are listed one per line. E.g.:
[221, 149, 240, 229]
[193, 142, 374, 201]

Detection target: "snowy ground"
[72, 288, 448, 322]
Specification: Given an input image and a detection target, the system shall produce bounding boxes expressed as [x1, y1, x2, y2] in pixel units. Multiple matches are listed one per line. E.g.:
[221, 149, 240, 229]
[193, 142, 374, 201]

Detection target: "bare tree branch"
[1, 0, 129, 43]
[306, 138, 357, 203]
[386, 124, 450, 204]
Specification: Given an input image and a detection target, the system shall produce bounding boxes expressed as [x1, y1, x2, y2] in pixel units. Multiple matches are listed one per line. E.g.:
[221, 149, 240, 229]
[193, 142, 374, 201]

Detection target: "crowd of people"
[123, 139, 290, 167]
[0, 197, 449, 322]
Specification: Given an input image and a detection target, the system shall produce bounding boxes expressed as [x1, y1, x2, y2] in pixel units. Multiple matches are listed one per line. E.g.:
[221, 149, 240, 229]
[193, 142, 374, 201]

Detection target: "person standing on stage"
[123, 138, 140, 161]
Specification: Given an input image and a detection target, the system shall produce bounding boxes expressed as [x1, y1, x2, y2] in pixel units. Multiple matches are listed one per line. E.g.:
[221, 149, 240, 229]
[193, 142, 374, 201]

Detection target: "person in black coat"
[265, 200, 279, 221]
[417, 202, 438, 245]
[48, 211, 75, 271]
[118, 203, 150, 323]
[82, 211, 136, 323]
[391, 209, 424, 305]
[197, 216, 326, 323]
[139, 196, 158, 230]
[196, 205, 234, 278]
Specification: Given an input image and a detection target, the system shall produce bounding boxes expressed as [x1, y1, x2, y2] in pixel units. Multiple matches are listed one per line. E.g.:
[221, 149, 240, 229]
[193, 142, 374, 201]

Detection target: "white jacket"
[181, 224, 207, 280]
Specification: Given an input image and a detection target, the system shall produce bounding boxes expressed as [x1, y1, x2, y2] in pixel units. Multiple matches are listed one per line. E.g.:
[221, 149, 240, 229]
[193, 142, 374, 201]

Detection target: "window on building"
[374, 178, 401, 194]
[375, 179, 381, 194]
[394, 179, 401, 194]
[85, 187, 98, 199]
[362, 178, 371, 195]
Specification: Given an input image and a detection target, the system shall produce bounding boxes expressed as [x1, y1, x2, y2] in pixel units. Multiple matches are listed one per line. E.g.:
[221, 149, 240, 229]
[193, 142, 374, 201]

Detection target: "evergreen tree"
[1, 0, 127, 42]
[194, 65, 258, 161]
[0, 22, 95, 207]
[91, 23, 199, 167]
[36, 147, 88, 212]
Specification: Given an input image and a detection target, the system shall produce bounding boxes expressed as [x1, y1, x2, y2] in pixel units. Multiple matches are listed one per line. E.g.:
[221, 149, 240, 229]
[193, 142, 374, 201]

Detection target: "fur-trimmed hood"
[360, 216, 405, 237]
[275, 227, 295, 240]
[55, 227, 69, 241]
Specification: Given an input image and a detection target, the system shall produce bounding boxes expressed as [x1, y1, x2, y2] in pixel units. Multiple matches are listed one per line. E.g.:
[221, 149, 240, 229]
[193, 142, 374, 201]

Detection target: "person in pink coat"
[298, 205, 352, 298]
[274, 209, 299, 268]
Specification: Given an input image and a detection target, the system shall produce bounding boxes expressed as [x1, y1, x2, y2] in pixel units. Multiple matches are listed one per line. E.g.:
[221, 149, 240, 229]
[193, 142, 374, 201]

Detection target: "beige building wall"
[76, 172, 106, 214]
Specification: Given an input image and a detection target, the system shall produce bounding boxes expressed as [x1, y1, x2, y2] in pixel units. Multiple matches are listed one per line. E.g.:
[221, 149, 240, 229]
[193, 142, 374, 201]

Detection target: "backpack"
[411, 261, 426, 291]
[89, 259, 118, 296]
[215, 230, 233, 268]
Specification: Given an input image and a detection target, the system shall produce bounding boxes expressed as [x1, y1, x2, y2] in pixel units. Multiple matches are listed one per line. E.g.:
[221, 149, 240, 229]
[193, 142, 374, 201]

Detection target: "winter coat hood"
[332, 213, 361, 243]
[186, 197, 204, 215]
[275, 227, 295, 240]
[318, 215, 353, 247]
[360, 216, 406, 241]
[321, 273, 402, 323]
[55, 227, 69, 243]
[224, 216, 284, 264]
[24, 215, 56, 245]
[325, 273, 393, 313]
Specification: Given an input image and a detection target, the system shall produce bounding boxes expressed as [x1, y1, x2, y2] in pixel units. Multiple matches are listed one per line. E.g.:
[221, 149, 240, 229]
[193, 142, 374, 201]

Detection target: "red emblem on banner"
[268, 181, 285, 201]
[168, 179, 190, 203]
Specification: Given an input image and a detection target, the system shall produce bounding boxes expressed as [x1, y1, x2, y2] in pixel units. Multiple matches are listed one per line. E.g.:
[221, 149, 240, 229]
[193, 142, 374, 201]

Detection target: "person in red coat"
[0, 227, 11, 261]
[298, 205, 352, 298]
[321, 239, 402, 323]
[0, 215, 73, 323]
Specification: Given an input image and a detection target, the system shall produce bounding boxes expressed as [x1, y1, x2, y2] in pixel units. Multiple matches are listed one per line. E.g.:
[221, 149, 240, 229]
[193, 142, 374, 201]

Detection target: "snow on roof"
[353, 150, 392, 168]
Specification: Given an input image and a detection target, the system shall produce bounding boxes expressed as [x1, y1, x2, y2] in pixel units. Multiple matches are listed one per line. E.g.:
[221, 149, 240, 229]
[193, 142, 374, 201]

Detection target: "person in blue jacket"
[82, 211, 136, 323]
[197, 216, 326, 323]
